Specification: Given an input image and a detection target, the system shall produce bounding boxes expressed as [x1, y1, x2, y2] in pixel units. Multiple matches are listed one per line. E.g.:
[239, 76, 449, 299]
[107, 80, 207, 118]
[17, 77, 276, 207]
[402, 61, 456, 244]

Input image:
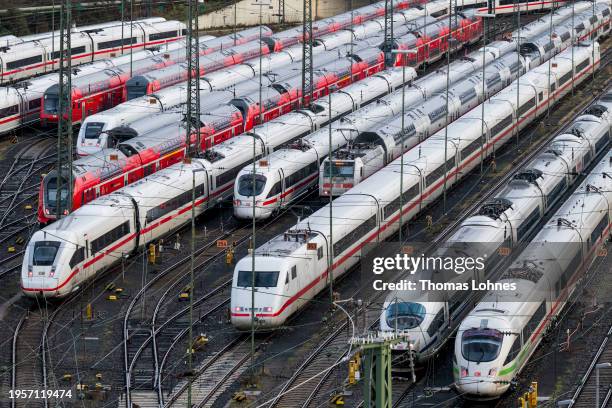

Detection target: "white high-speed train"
[0, 19, 186, 84]
[232, 1, 610, 220]
[379, 91, 612, 369]
[1, 18, 168, 46]
[454, 147, 612, 399]
[319, 3, 611, 196]
[229, 42, 600, 330]
[20, 68, 412, 298]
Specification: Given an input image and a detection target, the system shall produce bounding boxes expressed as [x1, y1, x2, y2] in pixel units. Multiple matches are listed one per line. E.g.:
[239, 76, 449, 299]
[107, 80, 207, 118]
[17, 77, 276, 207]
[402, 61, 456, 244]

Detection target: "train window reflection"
[237, 174, 266, 196]
[323, 161, 354, 178]
[461, 328, 503, 363]
[33, 241, 61, 266]
[386, 302, 425, 330]
[237, 270, 280, 287]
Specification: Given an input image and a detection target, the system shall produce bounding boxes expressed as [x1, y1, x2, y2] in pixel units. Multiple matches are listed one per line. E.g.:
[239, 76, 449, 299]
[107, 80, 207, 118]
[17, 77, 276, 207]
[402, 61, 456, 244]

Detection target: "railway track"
[0, 136, 56, 276]
[11, 301, 68, 408]
[122, 208, 296, 408]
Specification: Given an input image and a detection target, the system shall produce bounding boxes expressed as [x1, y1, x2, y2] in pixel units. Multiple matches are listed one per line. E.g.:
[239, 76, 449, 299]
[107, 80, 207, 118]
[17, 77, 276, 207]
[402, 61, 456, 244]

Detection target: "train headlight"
[489, 368, 497, 376]
[28, 265, 33, 278]
[49, 266, 56, 278]
[461, 367, 468, 377]
[234, 199, 241, 206]
[474, 371, 481, 377]
[233, 306, 244, 312]
[45, 208, 50, 215]
[263, 307, 273, 313]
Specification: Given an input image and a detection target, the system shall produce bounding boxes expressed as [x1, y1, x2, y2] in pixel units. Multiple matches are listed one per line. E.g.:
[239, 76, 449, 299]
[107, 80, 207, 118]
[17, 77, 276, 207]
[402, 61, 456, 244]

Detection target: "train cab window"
[503, 337, 521, 365]
[461, 328, 503, 363]
[0, 104, 18, 117]
[323, 161, 353, 178]
[43, 93, 60, 114]
[69, 247, 85, 269]
[237, 174, 266, 196]
[237, 270, 280, 287]
[291, 265, 297, 280]
[84, 122, 105, 139]
[32, 241, 61, 266]
[385, 302, 426, 330]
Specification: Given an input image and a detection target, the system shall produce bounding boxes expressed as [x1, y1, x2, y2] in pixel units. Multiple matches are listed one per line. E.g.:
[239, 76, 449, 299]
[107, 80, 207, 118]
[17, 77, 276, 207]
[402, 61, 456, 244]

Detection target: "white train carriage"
[0, 41, 187, 135]
[22, 161, 210, 297]
[320, 52, 525, 196]
[0, 20, 186, 83]
[21, 67, 410, 298]
[454, 151, 612, 399]
[233, 46, 505, 218]
[229, 42, 600, 330]
[379, 91, 611, 367]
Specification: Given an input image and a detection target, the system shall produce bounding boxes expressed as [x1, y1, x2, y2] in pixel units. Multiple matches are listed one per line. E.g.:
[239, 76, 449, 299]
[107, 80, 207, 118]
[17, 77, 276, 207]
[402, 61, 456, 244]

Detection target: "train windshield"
[127, 85, 147, 101]
[32, 241, 61, 266]
[43, 93, 60, 114]
[323, 161, 354, 178]
[237, 270, 280, 287]
[385, 302, 426, 330]
[461, 328, 503, 363]
[237, 174, 266, 197]
[45, 175, 69, 212]
[84, 122, 105, 139]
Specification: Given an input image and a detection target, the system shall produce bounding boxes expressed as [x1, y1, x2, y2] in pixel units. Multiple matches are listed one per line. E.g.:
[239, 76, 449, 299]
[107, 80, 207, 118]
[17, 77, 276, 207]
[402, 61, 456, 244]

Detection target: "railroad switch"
[95, 373, 102, 380]
[24, 204, 32, 211]
[107, 295, 118, 301]
[330, 394, 345, 405]
[7, 246, 15, 253]
[232, 391, 247, 402]
[114, 287, 123, 294]
[15, 236, 24, 245]
[62, 374, 72, 382]
[105, 283, 116, 291]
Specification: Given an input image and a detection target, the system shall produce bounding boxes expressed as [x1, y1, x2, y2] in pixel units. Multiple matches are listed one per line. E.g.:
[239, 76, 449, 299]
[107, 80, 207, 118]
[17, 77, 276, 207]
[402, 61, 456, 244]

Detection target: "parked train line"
[233, 2, 611, 219]
[272, 63, 611, 408]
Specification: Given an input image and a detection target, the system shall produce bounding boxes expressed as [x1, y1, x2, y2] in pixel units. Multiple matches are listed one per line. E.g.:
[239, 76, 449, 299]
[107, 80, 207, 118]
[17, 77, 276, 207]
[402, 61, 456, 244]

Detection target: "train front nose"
[455, 375, 502, 399]
[21, 273, 61, 298]
[233, 199, 274, 220]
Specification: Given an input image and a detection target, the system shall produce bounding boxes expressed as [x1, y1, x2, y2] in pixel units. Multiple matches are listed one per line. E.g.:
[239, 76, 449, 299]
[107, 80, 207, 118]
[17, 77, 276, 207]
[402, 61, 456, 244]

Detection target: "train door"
[487, 0, 494, 14]
[277, 169, 286, 208]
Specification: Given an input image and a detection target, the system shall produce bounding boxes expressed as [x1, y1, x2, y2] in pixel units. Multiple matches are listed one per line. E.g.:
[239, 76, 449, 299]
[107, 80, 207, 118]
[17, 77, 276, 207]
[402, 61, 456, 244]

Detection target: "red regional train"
[37, 47, 387, 223]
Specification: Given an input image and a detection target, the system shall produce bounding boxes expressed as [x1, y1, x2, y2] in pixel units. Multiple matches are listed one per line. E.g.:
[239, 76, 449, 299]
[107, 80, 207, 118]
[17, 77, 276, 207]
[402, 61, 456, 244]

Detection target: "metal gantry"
[56, 0, 73, 219]
[185, 0, 201, 158]
[383, 0, 394, 67]
[301, 0, 313, 106]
